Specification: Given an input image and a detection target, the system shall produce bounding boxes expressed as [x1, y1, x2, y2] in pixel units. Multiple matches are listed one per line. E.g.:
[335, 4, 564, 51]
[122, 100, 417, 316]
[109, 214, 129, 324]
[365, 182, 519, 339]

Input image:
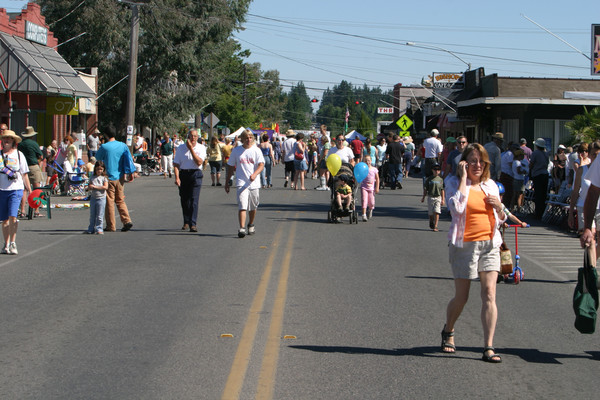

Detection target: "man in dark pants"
[17, 126, 43, 217]
[385, 134, 405, 189]
[173, 129, 206, 232]
[529, 138, 549, 220]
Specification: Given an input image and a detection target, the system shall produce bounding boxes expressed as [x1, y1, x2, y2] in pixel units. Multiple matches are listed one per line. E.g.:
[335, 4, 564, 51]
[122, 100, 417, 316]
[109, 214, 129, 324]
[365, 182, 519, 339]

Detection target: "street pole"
[125, 3, 140, 152]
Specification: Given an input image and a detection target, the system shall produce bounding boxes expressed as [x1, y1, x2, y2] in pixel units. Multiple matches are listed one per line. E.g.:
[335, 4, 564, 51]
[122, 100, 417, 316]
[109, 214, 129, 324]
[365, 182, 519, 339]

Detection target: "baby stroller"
[327, 163, 359, 224]
[136, 152, 159, 176]
[52, 160, 87, 196]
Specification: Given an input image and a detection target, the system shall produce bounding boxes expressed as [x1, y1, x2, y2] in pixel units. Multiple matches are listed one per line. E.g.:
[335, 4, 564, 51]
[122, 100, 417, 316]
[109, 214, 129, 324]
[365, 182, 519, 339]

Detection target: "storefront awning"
[0, 32, 96, 98]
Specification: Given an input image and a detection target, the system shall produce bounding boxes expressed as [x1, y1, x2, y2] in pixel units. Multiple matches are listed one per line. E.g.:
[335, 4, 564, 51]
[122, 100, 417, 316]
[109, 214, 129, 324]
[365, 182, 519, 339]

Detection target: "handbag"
[499, 241, 513, 275]
[294, 150, 304, 160]
[573, 247, 599, 334]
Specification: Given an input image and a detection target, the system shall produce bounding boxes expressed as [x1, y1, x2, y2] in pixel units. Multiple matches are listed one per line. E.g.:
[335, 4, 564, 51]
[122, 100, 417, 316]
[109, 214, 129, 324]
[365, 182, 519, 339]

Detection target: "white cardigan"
[445, 176, 506, 248]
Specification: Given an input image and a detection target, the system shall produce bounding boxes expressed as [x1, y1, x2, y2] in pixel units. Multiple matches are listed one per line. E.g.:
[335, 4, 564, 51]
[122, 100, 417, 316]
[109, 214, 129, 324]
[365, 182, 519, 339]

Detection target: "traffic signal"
[311, 98, 319, 103]
[355, 100, 364, 105]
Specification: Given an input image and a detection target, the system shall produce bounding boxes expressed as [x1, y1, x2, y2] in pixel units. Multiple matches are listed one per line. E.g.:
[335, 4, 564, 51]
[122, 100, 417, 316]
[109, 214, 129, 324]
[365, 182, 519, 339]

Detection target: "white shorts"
[449, 240, 500, 280]
[427, 196, 442, 216]
[237, 187, 259, 211]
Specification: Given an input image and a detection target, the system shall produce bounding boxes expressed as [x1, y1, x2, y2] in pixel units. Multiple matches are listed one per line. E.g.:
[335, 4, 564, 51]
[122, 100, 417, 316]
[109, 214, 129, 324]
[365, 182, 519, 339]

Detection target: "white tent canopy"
[345, 130, 366, 141]
[226, 126, 246, 140]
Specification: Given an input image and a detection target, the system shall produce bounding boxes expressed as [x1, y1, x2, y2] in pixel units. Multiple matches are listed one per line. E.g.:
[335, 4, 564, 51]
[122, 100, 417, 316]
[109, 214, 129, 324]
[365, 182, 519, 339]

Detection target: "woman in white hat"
[0, 130, 31, 255]
[529, 138, 550, 219]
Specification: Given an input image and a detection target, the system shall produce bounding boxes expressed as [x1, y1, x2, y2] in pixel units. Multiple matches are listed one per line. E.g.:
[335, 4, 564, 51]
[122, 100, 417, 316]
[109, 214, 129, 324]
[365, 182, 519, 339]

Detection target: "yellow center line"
[221, 222, 285, 400]
[255, 218, 297, 400]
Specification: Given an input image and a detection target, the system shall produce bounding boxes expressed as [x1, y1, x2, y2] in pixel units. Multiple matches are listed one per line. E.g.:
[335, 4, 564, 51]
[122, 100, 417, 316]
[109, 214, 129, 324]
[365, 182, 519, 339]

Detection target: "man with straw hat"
[0, 129, 31, 255]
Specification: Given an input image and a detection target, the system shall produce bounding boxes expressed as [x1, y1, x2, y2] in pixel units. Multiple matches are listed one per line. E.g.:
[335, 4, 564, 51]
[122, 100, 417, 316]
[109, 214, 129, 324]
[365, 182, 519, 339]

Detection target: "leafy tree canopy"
[566, 106, 600, 144]
[38, 0, 252, 134]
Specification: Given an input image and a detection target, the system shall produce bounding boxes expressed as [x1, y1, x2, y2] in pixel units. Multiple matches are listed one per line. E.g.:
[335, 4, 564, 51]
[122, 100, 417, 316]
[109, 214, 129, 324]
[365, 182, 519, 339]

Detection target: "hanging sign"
[46, 97, 78, 115]
[592, 24, 600, 75]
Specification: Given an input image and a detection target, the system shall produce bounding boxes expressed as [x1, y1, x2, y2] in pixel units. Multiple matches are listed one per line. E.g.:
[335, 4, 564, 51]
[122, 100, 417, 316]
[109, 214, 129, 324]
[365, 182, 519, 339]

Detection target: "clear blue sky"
[3, 0, 598, 102]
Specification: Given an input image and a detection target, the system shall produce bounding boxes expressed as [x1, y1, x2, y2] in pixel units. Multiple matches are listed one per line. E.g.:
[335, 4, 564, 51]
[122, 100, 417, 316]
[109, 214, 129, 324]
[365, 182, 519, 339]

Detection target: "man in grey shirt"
[484, 132, 503, 181]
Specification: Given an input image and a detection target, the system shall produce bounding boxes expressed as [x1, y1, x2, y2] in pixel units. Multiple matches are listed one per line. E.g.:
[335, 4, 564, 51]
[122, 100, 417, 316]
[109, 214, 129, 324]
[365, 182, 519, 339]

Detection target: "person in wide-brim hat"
[286, 129, 296, 137]
[21, 126, 37, 138]
[534, 138, 546, 148]
[1, 129, 22, 144]
[491, 132, 504, 141]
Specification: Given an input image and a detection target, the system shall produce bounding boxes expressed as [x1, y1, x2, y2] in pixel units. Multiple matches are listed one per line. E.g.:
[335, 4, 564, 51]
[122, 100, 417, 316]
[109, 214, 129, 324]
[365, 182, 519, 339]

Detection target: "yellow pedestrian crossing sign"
[396, 115, 412, 134]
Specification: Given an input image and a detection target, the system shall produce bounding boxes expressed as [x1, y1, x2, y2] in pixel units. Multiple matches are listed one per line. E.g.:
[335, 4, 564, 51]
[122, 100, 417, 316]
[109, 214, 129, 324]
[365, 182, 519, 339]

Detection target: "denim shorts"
[209, 161, 222, 174]
[0, 189, 23, 221]
[294, 159, 308, 171]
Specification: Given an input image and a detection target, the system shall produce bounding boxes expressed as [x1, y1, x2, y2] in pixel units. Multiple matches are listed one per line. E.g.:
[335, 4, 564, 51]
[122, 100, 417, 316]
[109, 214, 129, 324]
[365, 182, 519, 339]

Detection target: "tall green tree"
[356, 110, 373, 136]
[316, 81, 391, 133]
[283, 82, 312, 130]
[37, 0, 252, 134]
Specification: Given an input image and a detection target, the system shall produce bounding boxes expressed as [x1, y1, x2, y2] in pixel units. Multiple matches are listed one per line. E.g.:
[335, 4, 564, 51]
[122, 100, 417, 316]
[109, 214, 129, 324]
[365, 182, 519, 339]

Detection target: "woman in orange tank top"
[442, 143, 506, 363]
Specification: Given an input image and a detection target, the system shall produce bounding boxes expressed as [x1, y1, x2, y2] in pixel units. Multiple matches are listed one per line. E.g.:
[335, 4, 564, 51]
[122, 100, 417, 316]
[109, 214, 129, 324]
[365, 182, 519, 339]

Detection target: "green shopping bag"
[573, 248, 599, 334]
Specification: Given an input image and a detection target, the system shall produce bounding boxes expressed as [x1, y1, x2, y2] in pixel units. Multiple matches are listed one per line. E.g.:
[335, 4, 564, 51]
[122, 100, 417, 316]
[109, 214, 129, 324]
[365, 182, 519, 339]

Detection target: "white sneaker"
[368, 209, 373, 219]
[247, 224, 255, 235]
[362, 214, 368, 222]
[1, 246, 8, 254]
[238, 228, 246, 238]
[8, 242, 17, 255]
[316, 186, 328, 191]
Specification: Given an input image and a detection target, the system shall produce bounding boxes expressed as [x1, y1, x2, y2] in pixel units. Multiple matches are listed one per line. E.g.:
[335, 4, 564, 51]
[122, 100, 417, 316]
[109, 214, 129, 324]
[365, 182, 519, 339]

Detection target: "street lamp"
[406, 42, 471, 71]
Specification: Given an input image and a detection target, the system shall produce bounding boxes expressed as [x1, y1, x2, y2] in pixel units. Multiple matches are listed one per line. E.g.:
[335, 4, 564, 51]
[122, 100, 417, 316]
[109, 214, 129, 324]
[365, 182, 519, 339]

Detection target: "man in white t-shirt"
[281, 130, 297, 188]
[225, 129, 265, 238]
[328, 134, 355, 165]
[423, 129, 443, 177]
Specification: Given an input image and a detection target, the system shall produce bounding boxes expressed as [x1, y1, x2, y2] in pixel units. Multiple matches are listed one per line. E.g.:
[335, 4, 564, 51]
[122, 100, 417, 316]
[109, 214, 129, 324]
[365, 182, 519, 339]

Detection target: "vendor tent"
[226, 126, 246, 140]
[345, 130, 366, 141]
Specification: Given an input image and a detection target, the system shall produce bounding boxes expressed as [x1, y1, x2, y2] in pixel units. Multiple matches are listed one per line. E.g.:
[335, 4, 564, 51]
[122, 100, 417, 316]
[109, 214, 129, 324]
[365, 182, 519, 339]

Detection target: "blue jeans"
[260, 156, 273, 187]
[388, 163, 402, 188]
[88, 195, 106, 233]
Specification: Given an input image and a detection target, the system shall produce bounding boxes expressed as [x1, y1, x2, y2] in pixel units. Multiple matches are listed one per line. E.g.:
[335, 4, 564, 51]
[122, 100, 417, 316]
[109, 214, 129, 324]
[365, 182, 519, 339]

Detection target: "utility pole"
[242, 64, 247, 110]
[122, 0, 149, 152]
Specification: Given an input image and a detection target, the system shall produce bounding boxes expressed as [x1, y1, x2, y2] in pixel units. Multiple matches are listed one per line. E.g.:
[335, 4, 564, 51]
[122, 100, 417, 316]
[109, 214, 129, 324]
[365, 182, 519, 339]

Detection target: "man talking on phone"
[173, 129, 206, 233]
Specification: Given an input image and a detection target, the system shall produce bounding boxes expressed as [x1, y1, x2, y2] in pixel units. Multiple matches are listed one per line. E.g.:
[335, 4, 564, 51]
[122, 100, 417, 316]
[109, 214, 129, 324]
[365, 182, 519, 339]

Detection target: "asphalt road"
[0, 165, 599, 399]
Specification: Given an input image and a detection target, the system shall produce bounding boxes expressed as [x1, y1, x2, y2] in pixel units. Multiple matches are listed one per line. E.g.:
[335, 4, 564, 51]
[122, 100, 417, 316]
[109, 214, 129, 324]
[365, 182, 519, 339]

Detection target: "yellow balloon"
[326, 153, 342, 176]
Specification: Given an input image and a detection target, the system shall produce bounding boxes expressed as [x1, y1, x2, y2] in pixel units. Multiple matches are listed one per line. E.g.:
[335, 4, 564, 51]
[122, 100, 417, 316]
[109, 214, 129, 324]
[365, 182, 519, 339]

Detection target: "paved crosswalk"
[501, 225, 583, 281]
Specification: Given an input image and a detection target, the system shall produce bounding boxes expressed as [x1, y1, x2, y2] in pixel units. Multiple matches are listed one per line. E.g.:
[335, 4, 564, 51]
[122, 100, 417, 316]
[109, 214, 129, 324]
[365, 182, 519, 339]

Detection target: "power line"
[245, 14, 588, 70]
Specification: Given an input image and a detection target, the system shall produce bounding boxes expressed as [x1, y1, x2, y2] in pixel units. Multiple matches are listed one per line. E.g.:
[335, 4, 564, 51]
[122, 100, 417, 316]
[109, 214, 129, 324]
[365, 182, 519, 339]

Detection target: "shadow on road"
[289, 345, 598, 364]
[405, 276, 575, 284]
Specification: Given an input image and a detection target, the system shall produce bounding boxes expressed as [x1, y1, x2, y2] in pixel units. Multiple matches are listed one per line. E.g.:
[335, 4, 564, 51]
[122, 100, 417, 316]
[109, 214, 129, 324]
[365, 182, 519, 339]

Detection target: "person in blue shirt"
[95, 131, 136, 232]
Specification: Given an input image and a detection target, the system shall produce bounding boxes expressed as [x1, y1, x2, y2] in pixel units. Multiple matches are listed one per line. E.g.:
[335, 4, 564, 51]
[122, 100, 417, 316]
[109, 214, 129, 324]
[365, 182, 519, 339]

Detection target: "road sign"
[206, 113, 220, 128]
[396, 115, 412, 131]
[377, 107, 394, 114]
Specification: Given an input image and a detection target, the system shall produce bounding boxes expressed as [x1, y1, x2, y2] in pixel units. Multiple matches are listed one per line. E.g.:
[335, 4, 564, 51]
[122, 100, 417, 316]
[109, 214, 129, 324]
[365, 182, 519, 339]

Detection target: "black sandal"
[441, 325, 456, 353]
[482, 347, 502, 363]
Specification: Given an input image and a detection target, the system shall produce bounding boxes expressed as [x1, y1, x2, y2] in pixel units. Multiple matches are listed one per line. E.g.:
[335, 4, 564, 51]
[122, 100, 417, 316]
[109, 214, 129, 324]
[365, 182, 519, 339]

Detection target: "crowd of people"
[3, 121, 597, 365]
